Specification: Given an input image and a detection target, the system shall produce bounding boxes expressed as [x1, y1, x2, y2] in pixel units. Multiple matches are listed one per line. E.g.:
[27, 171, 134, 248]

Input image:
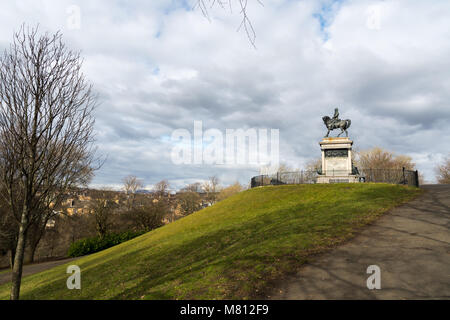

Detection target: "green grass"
[0, 183, 421, 300]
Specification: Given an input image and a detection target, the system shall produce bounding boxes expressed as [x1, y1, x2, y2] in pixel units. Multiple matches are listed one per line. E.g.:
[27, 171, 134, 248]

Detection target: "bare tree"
[89, 195, 116, 238]
[202, 176, 220, 205]
[0, 198, 18, 269]
[354, 147, 425, 184]
[182, 182, 203, 193]
[197, 0, 263, 47]
[129, 199, 166, 231]
[123, 175, 144, 194]
[355, 147, 416, 170]
[154, 179, 170, 198]
[177, 191, 202, 216]
[23, 208, 56, 264]
[41, 226, 59, 259]
[216, 181, 243, 202]
[176, 182, 203, 216]
[64, 210, 93, 245]
[122, 175, 144, 208]
[435, 156, 450, 184]
[278, 163, 300, 173]
[0, 25, 96, 300]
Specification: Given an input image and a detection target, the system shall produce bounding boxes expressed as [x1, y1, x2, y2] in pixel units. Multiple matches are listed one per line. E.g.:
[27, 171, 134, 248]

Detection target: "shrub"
[68, 230, 147, 257]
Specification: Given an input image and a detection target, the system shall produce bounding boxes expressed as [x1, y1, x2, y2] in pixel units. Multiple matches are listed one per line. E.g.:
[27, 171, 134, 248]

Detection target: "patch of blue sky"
[155, 1, 193, 39]
[163, 0, 194, 15]
[113, 0, 192, 20]
[153, 67, 160, 75]
[313, 0, 345, 41]
[160, 134, 173, 143]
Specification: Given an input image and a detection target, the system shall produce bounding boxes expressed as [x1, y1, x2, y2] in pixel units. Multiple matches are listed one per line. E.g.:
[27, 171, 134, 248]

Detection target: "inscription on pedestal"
[325, 149, 348, 158]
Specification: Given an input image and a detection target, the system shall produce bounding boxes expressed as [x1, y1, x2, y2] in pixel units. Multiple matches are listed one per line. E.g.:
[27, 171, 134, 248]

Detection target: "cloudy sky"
[0, 0, 449, 189]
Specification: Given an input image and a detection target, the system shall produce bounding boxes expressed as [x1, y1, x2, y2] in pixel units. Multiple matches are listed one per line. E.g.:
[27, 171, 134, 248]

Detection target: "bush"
[68, 230, 147, 257]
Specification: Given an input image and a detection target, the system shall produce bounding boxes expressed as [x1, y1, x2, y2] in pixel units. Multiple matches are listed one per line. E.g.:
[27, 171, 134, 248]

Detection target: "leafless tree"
[41, 226, 59, 259]
[182, 182, 203, 193]
[197, 0, 264, 47]
[63, 211, 93, 245]
[177, 191, 202, 216]
[154, 179, 170, 198]
[355, 147, 417, 170]
[0, 25, 97, 300]
[202, 175, 220, 205]
[23, 211, 53, 263]
[0, 198, 18, 269]
[88, 189, 119, 238]
[216, 181, 243, 202]
[435, 156, 450, 184]
[278, 163, 300, 173]
[128, 199, 166, 231]
[354, 147, 425, 184]
[122, 175, 144, 208]
[90, 199, 114, 238]
[122, 175, 144, 194]
[304, 159, 322, 172]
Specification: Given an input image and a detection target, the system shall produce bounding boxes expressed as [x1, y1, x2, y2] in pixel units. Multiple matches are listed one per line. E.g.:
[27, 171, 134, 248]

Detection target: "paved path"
[0, 257, 77, 286]
[270, 184, 450, 299]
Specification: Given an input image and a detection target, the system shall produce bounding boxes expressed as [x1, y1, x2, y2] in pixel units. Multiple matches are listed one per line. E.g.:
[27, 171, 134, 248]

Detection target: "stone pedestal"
[317, 137, 359, 183]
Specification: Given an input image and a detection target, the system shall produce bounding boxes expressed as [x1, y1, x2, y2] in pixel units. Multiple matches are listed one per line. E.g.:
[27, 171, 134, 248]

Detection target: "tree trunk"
[9, 248, 15, 270]
[24, 228, 42, 264]
[10, 214, 28, 300]
[24, 243, 38, 264]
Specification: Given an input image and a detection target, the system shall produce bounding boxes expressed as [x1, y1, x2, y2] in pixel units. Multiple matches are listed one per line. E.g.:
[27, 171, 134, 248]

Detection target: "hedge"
[68, 230, 147, 257]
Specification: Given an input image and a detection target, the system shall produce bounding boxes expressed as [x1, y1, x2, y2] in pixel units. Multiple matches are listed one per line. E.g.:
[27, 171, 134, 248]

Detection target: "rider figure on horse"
[330, 108, 340, 127]
[322, 107, 351, 138]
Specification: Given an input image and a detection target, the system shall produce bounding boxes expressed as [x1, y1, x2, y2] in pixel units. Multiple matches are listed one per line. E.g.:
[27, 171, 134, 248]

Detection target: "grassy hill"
[0, 183, 420, 300]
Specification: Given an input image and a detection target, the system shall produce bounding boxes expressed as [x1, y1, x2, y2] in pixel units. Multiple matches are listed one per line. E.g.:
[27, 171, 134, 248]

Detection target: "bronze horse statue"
[322, 116, 351, 137]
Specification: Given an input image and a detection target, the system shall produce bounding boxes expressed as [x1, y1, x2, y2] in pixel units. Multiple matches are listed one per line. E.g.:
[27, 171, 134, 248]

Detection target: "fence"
[251, 171, 317, 188]
[251, 168, 419, 188]
[358, 168, 419, 187]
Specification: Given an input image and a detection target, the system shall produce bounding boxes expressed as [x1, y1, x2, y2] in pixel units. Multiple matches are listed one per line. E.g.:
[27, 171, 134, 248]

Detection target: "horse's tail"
[346, 119, 351, 129]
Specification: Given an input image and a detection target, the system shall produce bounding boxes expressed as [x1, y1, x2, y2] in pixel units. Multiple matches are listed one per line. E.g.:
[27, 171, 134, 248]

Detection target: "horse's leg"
[325, 129, 330, 137]
[337, 127, 343, 137]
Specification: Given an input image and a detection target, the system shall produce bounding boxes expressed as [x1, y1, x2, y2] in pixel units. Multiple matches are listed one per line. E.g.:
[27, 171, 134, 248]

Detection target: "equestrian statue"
[322, 108, 351, 137]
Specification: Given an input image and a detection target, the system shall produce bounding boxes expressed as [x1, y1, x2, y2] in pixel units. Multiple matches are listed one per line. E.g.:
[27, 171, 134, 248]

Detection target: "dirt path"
[270, 184, 450, 299]
[0, 257, 77, 286]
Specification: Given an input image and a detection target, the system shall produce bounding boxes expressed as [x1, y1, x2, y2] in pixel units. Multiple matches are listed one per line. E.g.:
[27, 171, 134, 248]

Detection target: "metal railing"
[251, 171, 318, 188]
[251, 168, 419, 188]
[358, 168, 419, 187]
[321, 169, 353, 176]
